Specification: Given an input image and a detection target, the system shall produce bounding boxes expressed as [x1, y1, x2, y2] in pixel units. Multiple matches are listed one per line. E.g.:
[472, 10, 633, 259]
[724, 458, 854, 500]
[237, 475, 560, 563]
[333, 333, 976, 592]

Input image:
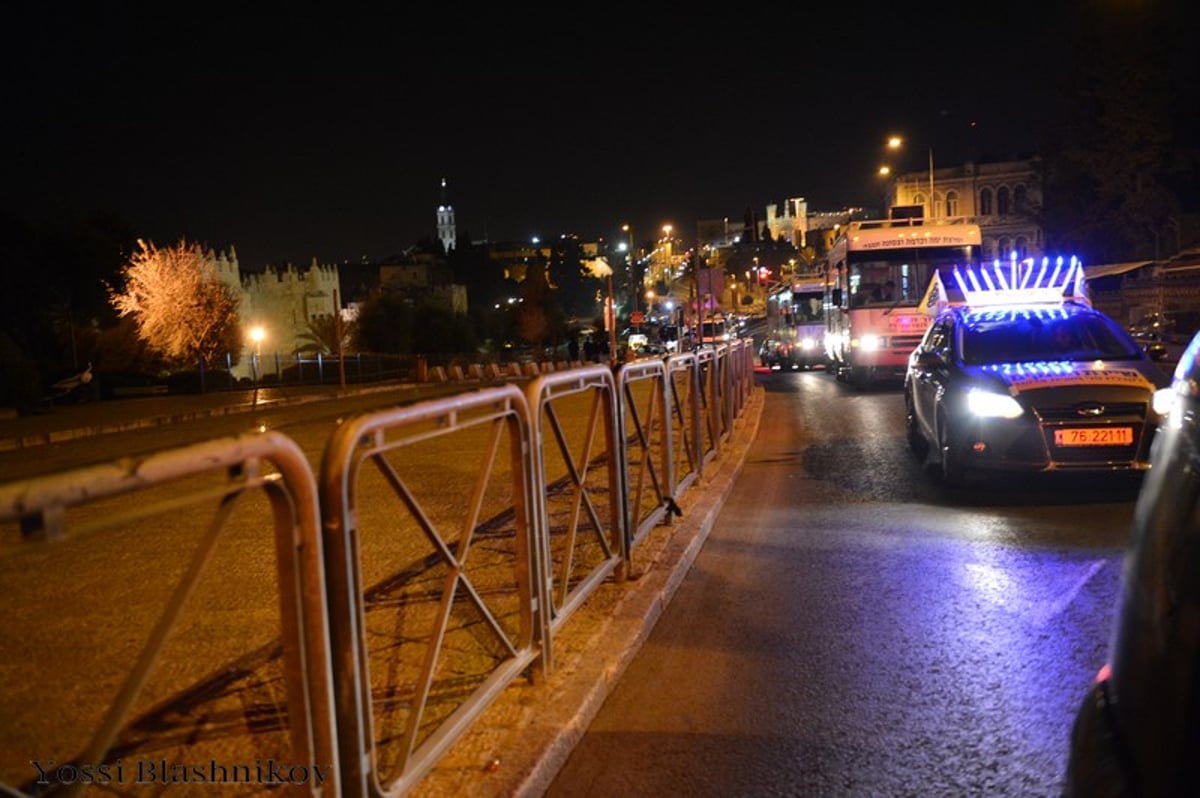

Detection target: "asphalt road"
[545, 370, 1137, 797]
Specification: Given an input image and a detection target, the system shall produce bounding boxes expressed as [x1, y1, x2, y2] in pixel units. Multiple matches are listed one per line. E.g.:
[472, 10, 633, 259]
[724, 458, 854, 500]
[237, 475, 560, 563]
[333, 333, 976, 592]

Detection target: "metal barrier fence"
[318, 384, 542, 797]
[0, 433, 340, 795]
[0, 343, 757, 797]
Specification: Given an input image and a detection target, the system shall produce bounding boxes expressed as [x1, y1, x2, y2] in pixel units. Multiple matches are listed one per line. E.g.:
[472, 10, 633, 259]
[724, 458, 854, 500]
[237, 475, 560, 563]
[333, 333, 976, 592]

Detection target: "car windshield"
[960, 307, 1143, 365]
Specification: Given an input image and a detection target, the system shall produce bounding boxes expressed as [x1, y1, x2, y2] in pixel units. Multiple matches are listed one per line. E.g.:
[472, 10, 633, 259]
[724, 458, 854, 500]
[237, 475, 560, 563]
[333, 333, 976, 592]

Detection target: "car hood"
[964, 360, 1168, 396]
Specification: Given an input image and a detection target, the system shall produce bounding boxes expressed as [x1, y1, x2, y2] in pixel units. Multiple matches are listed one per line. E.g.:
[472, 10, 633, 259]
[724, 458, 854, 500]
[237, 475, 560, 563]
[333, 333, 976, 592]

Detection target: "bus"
[763, 273, 826, 370]
[823, 216, 982, 388]
[699, 314, 730, 345]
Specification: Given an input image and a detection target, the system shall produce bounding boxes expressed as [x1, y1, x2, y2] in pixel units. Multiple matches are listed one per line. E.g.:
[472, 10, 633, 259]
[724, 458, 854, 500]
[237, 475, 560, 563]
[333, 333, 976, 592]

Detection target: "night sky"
[3, 2, 1177, 270]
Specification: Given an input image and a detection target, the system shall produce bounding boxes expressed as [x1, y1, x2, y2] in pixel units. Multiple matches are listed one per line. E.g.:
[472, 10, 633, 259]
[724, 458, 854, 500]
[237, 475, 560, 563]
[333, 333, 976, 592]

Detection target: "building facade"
[765, 198, 809, 249]
[886, 156, 1044, 261]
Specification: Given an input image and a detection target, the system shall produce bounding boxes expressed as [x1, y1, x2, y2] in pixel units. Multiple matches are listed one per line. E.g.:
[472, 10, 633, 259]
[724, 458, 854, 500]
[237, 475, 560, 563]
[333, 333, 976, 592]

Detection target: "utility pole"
[928, 146, 935, 218]
[334, 289, 346, 390]
[607, 272, 619, 367]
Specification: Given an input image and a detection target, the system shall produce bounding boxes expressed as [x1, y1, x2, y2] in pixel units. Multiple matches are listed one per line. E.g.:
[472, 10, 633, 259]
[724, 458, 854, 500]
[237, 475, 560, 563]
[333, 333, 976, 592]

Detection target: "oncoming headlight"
[967, 388, 1024, 419]
[800, 337, 816, 350]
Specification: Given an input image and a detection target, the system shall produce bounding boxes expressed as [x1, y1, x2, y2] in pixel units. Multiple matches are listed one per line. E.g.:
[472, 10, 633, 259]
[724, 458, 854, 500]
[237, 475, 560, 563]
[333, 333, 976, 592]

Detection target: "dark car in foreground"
[904, 262, 1173, 486]
[1065, 332, 1200, 796]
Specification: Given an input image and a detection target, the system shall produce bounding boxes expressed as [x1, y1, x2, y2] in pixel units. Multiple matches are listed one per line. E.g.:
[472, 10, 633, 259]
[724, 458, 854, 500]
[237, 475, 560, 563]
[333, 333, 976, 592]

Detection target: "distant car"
[1127, 311, 1194, 366]
[1064, 332, 1197, 797]
[759, 338, 797, 370]
[904, 263, 1174, 487]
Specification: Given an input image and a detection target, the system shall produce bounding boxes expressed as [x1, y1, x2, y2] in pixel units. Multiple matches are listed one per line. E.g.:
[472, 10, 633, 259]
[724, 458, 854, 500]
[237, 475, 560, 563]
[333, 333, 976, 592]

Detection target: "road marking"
[1032, 559, 1108, 627]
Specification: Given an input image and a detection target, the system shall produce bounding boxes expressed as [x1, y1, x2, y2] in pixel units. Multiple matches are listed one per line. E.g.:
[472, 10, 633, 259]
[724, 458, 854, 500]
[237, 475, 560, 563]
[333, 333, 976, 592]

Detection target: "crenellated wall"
[207, 247, 342, 377]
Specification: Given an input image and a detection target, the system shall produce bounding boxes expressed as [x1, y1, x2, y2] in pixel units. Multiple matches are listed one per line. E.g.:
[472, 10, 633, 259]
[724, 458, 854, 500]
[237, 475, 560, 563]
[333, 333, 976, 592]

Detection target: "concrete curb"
[0, 382, 420, 452]
[411, 386, 764, 797]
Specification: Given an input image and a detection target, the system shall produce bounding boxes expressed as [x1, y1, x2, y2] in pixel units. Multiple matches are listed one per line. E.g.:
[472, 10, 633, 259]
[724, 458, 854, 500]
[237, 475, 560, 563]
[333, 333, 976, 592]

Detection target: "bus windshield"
[792, 289, 823, 322]
[848, 245, 977, 308]
[700, 319, 728, 343]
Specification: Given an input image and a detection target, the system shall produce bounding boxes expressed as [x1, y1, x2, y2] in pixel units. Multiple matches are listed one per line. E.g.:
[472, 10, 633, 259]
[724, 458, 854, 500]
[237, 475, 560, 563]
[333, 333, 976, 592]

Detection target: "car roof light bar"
[926, 254, 1088, 313]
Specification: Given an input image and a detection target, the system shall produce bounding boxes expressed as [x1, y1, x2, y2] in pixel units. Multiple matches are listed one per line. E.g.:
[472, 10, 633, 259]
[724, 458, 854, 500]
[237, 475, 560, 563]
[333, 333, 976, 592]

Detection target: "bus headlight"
[967, 388, 1024, 419]
[855, 334, 882, 351]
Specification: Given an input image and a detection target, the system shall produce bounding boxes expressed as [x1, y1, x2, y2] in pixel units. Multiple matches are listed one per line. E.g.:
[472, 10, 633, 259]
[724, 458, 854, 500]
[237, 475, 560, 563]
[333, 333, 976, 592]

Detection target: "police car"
[903, 256, 1174, 486]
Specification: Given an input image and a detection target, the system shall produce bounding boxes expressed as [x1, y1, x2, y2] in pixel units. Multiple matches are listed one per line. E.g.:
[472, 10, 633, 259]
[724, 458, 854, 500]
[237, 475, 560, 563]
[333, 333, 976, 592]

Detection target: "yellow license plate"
[1054, 427, 1133, 447]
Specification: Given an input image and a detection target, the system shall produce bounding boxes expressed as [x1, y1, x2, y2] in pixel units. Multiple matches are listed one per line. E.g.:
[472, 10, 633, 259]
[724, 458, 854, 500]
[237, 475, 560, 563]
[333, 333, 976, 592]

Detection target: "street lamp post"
[623, 223, 635, 311]
[888, 135, 935, 217]
[249, 325, 265, 407]
[606, 271, 618, 367]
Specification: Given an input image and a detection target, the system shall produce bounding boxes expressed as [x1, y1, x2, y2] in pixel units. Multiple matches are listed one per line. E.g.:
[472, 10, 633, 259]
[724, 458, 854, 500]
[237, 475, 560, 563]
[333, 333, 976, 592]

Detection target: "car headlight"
[967, 388, 1024, 419]
[1152, 387, 1176, 417]
[800, 337, 816, 350]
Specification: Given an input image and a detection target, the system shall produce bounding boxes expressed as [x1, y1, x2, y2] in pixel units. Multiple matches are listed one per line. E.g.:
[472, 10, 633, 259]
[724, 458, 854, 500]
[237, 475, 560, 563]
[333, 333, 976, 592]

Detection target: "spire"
[437, 178, 457, 254]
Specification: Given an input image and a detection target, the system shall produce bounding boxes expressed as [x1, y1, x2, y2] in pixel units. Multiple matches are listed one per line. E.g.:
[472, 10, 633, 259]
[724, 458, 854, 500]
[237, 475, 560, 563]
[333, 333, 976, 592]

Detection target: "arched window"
[997, 187, 1010, 216]
[980, 188, 993, 216]
[1015, 236, 1028, 259]
[998, 237, 1012, 258]
[945, 190, 959, 217]
[931, 192, 942, 219]
[1014, 184, 1027, 210]
[913, 193, 926, 215]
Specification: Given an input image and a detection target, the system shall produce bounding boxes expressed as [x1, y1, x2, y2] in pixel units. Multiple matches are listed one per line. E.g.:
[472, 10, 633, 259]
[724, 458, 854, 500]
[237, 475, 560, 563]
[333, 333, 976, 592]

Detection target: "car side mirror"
[915, 351, 944, 369]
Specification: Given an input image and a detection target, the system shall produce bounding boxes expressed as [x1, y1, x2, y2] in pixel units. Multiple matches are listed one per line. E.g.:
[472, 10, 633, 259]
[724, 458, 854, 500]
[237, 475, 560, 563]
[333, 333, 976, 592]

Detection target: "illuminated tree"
[108, 238, 242, 368]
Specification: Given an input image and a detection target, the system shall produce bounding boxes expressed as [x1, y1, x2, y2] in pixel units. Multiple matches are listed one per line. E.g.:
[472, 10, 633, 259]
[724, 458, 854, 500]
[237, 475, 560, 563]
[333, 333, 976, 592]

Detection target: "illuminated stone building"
[886, 156, 1044, 261]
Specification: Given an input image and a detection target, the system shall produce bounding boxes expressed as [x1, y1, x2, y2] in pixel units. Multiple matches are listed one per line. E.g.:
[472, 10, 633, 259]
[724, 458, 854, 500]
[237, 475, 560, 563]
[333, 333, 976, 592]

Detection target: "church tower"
[436, 177, 456, 254]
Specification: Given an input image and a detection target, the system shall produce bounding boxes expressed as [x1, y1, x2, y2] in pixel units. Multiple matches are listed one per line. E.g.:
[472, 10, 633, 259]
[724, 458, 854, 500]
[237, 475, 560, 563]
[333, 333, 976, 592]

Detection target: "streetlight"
[249, 325, 265, 371]
[248, 325, 265, 406]
[888, 135, 935, 218]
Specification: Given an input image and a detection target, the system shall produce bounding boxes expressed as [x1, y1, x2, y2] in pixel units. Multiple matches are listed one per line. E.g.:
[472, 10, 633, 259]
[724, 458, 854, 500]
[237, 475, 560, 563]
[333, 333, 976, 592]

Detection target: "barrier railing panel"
[666, 352, 702, 495]
[695, 348, 721, 470]
[526, 367, 625, 644]
[318, 385, 541, 797]
[617, 359, 677, 551]
[0, 432, 338, 796]
[715, 344, 733, 445]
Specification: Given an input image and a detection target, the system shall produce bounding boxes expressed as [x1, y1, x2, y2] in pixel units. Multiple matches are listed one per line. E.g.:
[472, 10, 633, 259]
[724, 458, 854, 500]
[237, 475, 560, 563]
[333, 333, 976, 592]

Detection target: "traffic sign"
[630, 311, 645, 325]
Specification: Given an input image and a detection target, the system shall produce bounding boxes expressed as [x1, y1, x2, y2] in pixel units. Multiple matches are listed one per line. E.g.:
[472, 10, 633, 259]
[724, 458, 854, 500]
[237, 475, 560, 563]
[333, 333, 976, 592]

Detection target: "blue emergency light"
[924, 253, 1087, 313]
